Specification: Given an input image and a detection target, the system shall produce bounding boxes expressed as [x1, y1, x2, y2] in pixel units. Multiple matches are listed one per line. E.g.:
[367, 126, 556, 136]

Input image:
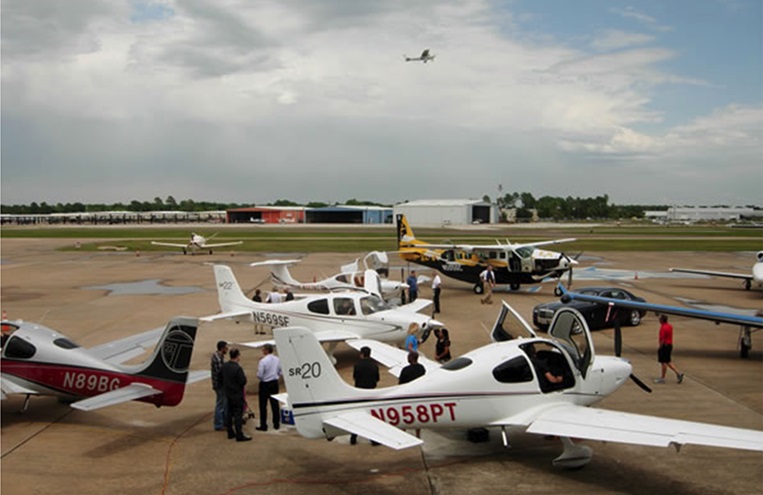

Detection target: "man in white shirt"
[255, 344, 282, 431]
[431, 271, 442, 313]
[480, 265, 495, 305]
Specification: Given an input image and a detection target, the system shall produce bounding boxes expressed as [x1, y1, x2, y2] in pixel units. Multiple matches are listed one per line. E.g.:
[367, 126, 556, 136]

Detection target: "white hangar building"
[393, 199, 497, 226]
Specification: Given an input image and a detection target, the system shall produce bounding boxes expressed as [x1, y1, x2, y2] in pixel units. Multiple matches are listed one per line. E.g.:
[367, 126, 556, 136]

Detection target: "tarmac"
[1, 238, 761, 495]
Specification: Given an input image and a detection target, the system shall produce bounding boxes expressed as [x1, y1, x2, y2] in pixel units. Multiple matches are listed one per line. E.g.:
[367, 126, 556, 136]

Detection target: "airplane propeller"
[613, 319, 652, 393]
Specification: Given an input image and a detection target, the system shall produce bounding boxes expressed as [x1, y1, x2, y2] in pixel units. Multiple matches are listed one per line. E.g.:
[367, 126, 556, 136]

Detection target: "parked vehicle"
[533, 287, 646, 331]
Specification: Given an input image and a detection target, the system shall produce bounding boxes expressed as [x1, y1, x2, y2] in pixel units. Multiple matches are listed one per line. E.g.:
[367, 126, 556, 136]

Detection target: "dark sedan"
[532, 287, 646, 331]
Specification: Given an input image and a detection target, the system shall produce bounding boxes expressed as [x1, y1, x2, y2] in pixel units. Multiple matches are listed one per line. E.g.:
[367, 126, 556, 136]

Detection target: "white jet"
[272, 302, 763, 469]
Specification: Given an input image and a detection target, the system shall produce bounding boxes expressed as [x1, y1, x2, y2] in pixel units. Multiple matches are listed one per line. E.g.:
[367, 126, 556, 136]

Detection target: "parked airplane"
[251, 251, 408, 300]
[670, 251, 763, 290]
[272, 303, 763, 468]
[202, 265, 442, 357]
[151, 233, 243, 255]
[404, 49, 435, 63]
[396, 214, 578, 294]
[1, 317, 201, 411]
[557, 284, 763, 358]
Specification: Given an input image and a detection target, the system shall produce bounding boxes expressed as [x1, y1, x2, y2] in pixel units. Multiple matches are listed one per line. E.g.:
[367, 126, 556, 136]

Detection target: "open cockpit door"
[491, 301, 537, 342]
[363, 270, 383, 298]
[548, 308, 594, 378]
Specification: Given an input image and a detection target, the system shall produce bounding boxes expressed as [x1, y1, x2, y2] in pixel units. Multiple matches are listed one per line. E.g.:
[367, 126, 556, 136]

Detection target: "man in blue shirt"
[406, 270, 418, 302]
[255, 344, 282, 431]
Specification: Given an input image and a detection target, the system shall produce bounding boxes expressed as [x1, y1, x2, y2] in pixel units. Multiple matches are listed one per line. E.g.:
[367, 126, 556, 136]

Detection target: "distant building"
[305, 205, 393, 224]
[393, 199, 497, 226]
[226, 206, 305, 224]
[645, 206, 761, 223]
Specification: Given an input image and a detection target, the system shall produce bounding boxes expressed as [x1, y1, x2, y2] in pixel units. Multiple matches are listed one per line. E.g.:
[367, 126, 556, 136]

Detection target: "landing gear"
[739, 326, 752, 358]
[554, 285, 563, 296]
[553, 437, 592, 469]
[510, 282, 520, 291]
[473, 283, 484, 295]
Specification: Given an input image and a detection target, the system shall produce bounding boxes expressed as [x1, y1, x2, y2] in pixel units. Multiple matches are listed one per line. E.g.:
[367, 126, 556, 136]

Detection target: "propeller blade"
[614, 321, 622, 357]
[629, 374, 653, 393]
[567, 266, 573, 289]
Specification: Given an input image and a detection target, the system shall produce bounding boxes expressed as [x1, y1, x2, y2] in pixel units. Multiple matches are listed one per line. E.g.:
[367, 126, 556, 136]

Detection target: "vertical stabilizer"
[213, 265, 255, 313]
[396, 214, 421, 249]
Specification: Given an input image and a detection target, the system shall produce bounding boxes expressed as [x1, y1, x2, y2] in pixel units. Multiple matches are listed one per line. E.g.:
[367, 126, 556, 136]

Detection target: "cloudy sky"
[2, 0, 761, 206]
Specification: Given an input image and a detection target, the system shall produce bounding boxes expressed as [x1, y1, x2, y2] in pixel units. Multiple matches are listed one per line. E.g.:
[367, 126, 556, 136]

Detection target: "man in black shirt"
[222, 348, 252, 442]
[399, 351, 426, 384]
[351, 346, 379, 445]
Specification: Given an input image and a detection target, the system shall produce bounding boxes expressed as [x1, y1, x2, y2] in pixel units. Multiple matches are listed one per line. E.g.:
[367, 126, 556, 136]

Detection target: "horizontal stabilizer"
[187, 370, 210, 384]
[70, 383, 160, 411]
[323, 411, 423, 450]
[88, 326, 164, 365]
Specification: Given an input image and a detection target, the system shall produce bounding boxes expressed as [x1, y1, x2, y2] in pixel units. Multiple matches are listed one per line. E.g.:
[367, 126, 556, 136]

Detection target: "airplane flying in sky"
[404, 49, 435, 63]
[272, 302, 763, 469]
[202, 265, 442, 357]
[1, 317, 202, 411]
[396, 214, 578, 294]
[557, 284, 763, 358]
[670, 251, 763, 291]
[151, 232, 243, 255]
[250, 251, 408, 300]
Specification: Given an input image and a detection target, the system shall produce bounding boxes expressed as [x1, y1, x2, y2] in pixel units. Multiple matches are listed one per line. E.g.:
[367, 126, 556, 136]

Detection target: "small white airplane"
[251, 251, 408, 300]
[151, 233, 243, 255]
[404, 49, 435, 63]
[202, 265, 442, 357]
[558, 284, 763, 358]
[1, 317, 204, 411]
[670, 251, 763, 291]
[272, 302, 763, 468]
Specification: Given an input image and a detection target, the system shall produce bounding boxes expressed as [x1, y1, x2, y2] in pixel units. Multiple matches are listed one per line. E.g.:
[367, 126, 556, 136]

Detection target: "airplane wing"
[1, 376, 41, 399]
[670, 268, 752, 282]
[324, 410, 423, 450]
[203, 241, 243, 248]
[87, 326, 165, 365]
[151, 241, 188, 248]
[558, 284, 763, 328]
[240, 329, 364, 349]
[498, 404, 763, 452]
[200, 310, 252, 322]
[250, 259, 301, 268]
[346, 339, 439, 377]
[70, 383, 161, 411]
[398, 298, 433, 313]
[510, 238, 577, 250]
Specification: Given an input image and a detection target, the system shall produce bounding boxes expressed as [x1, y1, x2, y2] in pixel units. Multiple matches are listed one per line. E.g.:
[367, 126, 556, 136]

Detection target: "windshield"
[359, 295, 391, 315]
[515, 246, 535, 259]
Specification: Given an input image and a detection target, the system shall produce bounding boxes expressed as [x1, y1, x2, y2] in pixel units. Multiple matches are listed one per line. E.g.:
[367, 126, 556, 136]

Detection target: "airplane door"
[548, 308, 594, 378]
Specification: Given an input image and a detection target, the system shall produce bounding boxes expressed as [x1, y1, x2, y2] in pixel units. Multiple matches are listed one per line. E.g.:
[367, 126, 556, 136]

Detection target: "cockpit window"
[359, 296, 390, 315]
[441, 357, 472, 371]
[492, 356, 533, 383]
[333, 298, 356, 316]
[515, 246, 535, 259]
[307, 299, 330, 315]
[53, 337, 80, 349]
[3, 336, 37, 359]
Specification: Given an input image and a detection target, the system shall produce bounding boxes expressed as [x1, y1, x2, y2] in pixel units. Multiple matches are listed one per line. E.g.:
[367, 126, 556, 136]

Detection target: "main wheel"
[473, 283, 484, 295]
[510, 282, 520, 291]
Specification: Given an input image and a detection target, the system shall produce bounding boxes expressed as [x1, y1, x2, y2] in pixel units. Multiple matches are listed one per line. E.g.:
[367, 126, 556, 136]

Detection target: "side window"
[307, 299, 330, 315]
[492, 356, 533, 383]
[333, 298, 356, 316]
[4, 336, 37, 359]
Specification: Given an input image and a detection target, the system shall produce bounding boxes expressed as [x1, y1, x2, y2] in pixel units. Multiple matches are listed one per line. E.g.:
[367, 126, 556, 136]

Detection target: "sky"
[2, 0, 761, 207]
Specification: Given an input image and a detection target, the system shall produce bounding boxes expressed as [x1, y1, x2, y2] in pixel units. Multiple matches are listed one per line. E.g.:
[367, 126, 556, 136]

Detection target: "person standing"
[350, 346, 380, 445]
[284, 288, 294, 301]
[256, 344, 282, 431]
[434, 328, 451, 363]
[399, 351, 426, 384]
[655, 314, 684, 384]
[406, 270, 418, 302]
[480, 265, 496, 304]
[222, 348, 251, 442]
[252, 289, 262, 302]
[431, 271, 442, 313]
[211, 340, 229, 431]
[405, 323, 420, 353]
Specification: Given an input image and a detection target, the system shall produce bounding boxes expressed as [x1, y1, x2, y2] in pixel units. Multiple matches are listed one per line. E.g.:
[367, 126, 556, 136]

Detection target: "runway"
[1, 239, 761, 495]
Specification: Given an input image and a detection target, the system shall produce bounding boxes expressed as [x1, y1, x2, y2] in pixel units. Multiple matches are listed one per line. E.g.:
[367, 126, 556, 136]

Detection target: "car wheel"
[628, 310, 641, 326]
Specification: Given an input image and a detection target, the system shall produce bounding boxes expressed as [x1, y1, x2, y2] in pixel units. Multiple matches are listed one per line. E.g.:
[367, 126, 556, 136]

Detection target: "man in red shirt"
[655, 314, 684, 384]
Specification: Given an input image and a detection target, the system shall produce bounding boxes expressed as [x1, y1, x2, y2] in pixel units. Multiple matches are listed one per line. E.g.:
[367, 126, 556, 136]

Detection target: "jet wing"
[500, 404, 763, 452]
[323, 411, 423, 450]
[70, 383, 161, 411]
[203, 241, 243, 248]
[558, 284, 763, 328]
[346, 339, 439, 377]
[398, 298, 433, 313]
[87, 326, 165, 365]
[670, 268, 752, 282]
[151, 241, 187, 248]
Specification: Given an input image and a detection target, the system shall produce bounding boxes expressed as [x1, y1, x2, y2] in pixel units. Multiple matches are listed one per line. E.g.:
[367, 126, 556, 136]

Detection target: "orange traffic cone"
[136, 250, 141, 257]
[2, 309, 7, 321]
[634, 272, 639, 280]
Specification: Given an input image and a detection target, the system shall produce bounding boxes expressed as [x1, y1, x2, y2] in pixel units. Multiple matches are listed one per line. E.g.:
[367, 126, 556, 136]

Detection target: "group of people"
[251, 288, 294, 303]
[211, 341, 283, 442]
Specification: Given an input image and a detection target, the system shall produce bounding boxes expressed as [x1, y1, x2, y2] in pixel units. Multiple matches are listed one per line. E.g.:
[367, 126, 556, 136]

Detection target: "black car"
[532, 287, 646, 331]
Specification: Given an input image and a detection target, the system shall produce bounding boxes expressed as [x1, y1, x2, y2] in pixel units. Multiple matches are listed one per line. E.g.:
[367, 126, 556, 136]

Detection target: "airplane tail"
[123, 317, 199, 406]
[396, 214, 423, 249]
[213, 264, 255, 313]
[274, 327, 366, 439]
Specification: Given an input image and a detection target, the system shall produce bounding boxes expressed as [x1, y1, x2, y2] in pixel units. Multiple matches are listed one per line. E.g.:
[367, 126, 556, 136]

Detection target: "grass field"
[1, 224, 761, 252]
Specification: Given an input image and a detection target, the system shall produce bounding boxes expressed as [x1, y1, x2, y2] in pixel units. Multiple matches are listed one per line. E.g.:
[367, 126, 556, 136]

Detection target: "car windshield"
[359, 295, 390, 315]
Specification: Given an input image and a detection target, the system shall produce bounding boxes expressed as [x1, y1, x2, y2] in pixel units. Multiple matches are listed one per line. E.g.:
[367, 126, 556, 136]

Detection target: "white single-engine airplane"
[202, 265, 442, 356]
[273, 302, 763, 468]
[670, 251, 763, 291]
[558, 284, 763, 358]
[404, 49, 435, 63]
[1, 317, 202, 411]
[397, 214, 578, 294]
[251, 251, 408, 300]
[151, 233, 243, 255]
